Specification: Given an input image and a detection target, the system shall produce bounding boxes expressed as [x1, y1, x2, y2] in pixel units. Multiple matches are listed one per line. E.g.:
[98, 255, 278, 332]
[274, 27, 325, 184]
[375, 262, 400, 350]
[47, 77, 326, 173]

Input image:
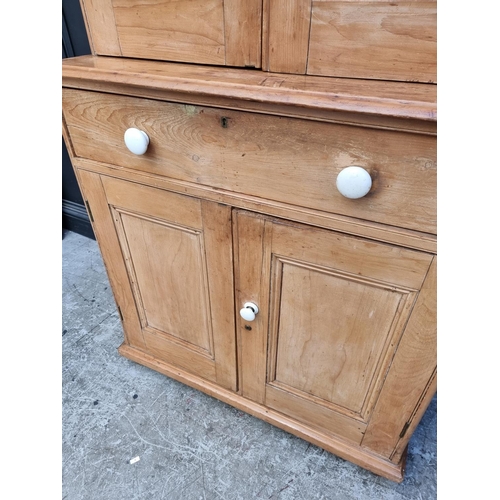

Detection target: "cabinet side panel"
[361, 257, 437, 458]
[76, 169, 147, 350]
[224, 0, 262, 67]
[80, 0, 122, 55]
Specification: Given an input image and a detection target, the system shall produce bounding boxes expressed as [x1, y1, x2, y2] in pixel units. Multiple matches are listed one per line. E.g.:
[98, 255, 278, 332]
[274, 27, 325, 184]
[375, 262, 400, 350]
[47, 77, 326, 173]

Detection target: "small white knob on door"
[124, 128, 150, 155]
[240, 302, 259, 322]
[336, 166, 372, 199]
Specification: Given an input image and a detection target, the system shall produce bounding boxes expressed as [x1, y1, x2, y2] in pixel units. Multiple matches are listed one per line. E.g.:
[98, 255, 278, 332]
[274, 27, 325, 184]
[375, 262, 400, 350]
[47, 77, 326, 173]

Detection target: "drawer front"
[63, 88, 436, 234]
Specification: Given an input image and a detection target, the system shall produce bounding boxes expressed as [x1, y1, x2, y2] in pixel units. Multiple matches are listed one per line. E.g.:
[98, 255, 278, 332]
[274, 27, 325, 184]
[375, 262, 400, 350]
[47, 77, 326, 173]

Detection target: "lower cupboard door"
[77, 170, 237, 390]
[234, 209, 436, 455]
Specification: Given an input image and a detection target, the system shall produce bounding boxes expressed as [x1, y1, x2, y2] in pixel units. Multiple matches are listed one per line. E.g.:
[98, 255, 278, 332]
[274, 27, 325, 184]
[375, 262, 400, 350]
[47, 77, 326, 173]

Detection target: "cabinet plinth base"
[118, 343, 407, 483]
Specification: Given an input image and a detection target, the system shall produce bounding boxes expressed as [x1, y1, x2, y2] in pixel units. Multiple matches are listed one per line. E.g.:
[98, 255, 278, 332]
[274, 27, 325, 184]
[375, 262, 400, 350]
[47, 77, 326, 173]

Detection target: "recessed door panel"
[117, 210, 213, 355]
[272, 260, 407, 416]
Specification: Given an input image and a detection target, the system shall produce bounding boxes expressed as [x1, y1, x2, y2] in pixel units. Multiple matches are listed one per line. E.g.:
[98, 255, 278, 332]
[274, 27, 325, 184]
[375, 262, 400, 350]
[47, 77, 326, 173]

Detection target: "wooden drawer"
[63, 88, 436, 234]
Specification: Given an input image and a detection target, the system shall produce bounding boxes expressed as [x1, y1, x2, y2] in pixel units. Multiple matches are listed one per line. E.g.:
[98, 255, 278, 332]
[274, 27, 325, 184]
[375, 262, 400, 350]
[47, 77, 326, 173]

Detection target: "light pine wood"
[78, 174, 238, 388]
[235, 211, 432, 443]
[62, 88, 436, 234]
[73, 156, 437, 253]
[111, 0, 225, 65]
[265, 384, 366, 443]
[62, 56, 437, 127]
[361, 258, 437, 458]
[391, 369, 436, 464]
[80, 0, 262, 68]
[232, 212, 271, 403]
[79, 0, 122, 56]
[101, 174, 203, 229]
[200, 200, 237, 390]
[117, 211, 214, 353]
[270, 222, 433, 289]
[273, 261, 411, 415]
[307, 1, 437, 82]
[223, 0, 262, 67]
[261, 0, 437, 82]
[79, 1, 435, 82]
[266, 0, 311, 74]
[62, 28, 437, 479]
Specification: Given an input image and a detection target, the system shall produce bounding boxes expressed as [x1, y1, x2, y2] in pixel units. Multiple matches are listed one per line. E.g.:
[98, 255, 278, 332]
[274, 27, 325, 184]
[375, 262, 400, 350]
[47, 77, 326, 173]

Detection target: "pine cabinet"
[62, 54, 436, 481]
[64, 0, 437, 482]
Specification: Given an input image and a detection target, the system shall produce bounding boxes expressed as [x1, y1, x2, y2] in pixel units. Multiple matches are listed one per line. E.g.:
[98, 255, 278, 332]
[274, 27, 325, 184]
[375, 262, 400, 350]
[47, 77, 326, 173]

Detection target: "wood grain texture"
[62, 56, 437, 124]
[111, 0, 226, 65]
[86, 174, 238, 387]
[200, 200, 237, 390]
[307, 1, 437, 82]
[233, 212, 272, 404]
[391, 369, 436, 463]
[361, 258, 437, 458]
[117, 211, 213, 353]
[223, 0, 262, 67]
[265, 384, 366, 443]
[261, 0, 271, 70]
[273, 261, 408, 415]
[101, 175, 203, 229]
[238, 213, 431, 444]
[80, 0, 122, 55]
[270, 222, 433, 290]
[62, 89, 436, 234]
[266, 0, 312, 74]
[73, 156, 437, 253]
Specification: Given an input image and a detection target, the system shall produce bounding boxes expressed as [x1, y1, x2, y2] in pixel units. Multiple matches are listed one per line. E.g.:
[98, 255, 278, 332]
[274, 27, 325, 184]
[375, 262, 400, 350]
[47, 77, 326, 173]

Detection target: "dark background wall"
[62, 0, 94, 238]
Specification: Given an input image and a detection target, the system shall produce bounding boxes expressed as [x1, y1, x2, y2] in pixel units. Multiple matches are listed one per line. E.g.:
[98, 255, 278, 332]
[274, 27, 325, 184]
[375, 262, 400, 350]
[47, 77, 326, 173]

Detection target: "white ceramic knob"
[124, 128, 149, 155]
[336, 166, 372, 199]
[240, 302, 259, 322]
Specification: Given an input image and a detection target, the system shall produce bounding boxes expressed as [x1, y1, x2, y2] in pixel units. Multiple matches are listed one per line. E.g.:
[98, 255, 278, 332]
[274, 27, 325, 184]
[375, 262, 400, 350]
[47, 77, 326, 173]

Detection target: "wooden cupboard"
[63, 0, 436, 483]
[80, 0, 436, 82]
[263, 0, 437, 82]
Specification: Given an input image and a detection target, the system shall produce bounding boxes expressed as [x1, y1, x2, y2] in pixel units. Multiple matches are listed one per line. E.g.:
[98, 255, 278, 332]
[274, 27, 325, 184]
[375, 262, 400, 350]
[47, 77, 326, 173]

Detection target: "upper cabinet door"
[263, 0, 437, 82]
[80, 0, 262, 67]
[234, 210, 436, 450]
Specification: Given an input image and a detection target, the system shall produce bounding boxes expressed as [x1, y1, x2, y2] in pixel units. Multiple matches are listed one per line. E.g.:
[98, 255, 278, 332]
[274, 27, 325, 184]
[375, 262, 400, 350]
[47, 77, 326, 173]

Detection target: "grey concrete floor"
[62, 229, 437, 500]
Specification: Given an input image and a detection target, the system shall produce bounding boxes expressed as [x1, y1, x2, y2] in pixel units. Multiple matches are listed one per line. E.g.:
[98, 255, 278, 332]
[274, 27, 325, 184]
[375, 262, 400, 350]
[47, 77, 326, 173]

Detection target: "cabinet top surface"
[62, 56, 436, 123]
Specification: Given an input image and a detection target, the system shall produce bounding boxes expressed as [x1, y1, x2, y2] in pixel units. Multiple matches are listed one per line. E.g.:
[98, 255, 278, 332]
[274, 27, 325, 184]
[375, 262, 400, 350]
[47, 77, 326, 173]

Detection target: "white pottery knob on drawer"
[240, 302, 259, 322]
[124, 128, 150, 155]
[336, 166, 372, 199]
